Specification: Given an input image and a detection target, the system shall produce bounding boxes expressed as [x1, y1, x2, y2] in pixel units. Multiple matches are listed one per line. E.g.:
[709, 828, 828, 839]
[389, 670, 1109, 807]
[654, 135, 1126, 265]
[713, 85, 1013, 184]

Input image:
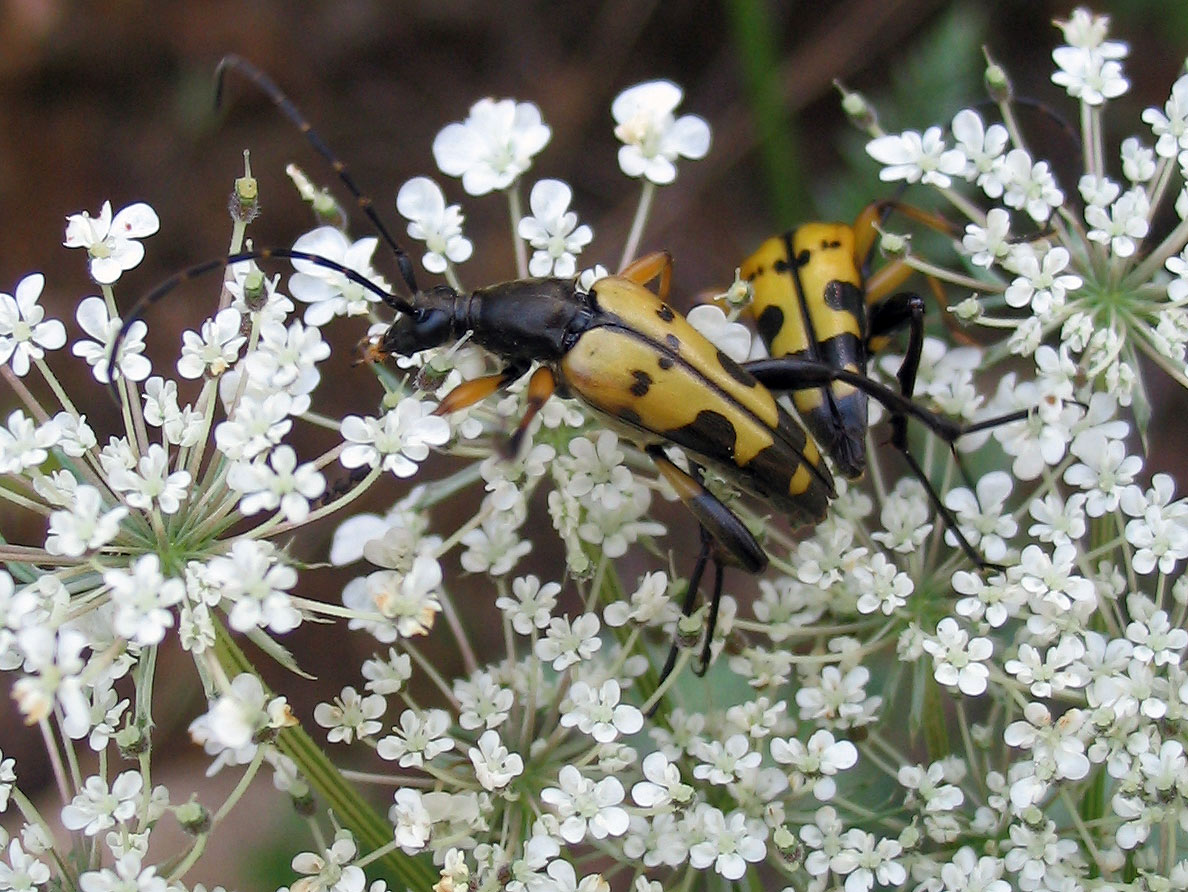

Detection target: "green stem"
[211, 620, 437, 890]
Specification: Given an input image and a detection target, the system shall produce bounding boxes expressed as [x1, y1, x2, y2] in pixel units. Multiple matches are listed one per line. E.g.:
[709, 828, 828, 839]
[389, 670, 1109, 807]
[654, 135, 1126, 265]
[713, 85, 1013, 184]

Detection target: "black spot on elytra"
[822, 280, 864, 315]
[773, 258, 791, 273]
[756, 304, 785, 349]
[822, 281, 848, 311]
[673, 409, 737, 458]
[658, 356, 674, 370]
[795, 249, 812, 268]
[630, 369, 653, 396]
[718, 351, 757, 388]
[657, 304, 675, 322]
[823, 238, 842, 250]
[665, 333, 680, 352]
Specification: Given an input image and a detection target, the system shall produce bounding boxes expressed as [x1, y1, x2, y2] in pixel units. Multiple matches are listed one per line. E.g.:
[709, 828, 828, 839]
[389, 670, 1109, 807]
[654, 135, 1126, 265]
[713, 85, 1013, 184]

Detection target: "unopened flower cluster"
[1, 11, 1186, 892]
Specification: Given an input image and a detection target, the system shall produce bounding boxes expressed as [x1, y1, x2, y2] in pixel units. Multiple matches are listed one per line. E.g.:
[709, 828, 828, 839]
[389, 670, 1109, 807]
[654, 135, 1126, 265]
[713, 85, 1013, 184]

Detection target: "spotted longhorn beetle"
[112, 58, 1029, 702]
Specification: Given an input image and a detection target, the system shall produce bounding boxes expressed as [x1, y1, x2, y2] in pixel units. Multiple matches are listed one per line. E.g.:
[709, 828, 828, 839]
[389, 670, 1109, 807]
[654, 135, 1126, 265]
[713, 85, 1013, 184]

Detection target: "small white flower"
[950, 108, 1009, 196]
[1120, 136, 1156, 182]
[771, 729, 858, 801]
[612, 80, 710, 184]
[63, 201, 159, 285]
[1085, 186, 1149, 257]
[962, 208, 1012, 268]
[535, 612, 602, 670]
[866, 126, 965, 188]
[540, 765, 628, 844]
[0, 410, 58, 475]
[433, 98, 551, 195]
[291, 832, 366, 892]
[289, 227, 387, 325]
[396, 177, 473, 274]
[206, 539, 301, 634]
[104, 554, 184, 646]
[106, 443, 192, 515]
[922, 618, 993, 696]
[313, 686, 386, 744]
[340, 398, 451, 477]
[631, 751, 693, 809]
[377, 708, 455, 766]
[1003, 244, 1082, 316]
[495, 574, 560, 634]
[468, 729, 523, 791]
[517, 180, 592, 277]
[942, 470, 1017, 562]
[177, 307, 245, 379]
[1143, 73, 1188, 158]
[72, 296, 151, 383]
[560, 679, 643, 743]
[389, 789, 432, 854]
[45, 484, 127, 557]
[685, 304, 753, 363]
[227, 445, 326, 523]
[61, 771, 143, 836]
[1051, 44, 1129, 106]
[686, 806, 767, 881]
[199, 672, 294, 752]
[999, 148, 1064, 223]
[0, 273, 66, 376]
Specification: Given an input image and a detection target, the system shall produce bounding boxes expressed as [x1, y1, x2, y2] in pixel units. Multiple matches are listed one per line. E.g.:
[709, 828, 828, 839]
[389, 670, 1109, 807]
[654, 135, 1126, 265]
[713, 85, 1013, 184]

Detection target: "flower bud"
[175, 799, 212, 835]
[983, 49, 1013, 104]
[230, 151, 260, 223]
[835, 81, 879, 135]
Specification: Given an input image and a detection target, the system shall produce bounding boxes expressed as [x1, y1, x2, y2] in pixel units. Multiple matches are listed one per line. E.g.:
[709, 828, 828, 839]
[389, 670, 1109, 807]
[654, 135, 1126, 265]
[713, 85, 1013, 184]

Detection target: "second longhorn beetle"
[737, 202, 990, 558]
[113, 57, 1030, 701]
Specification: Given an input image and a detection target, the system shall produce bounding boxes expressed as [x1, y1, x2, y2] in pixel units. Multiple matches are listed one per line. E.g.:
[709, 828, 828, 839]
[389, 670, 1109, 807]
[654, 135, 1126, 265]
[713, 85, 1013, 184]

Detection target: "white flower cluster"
[861, 8, 1188, 417]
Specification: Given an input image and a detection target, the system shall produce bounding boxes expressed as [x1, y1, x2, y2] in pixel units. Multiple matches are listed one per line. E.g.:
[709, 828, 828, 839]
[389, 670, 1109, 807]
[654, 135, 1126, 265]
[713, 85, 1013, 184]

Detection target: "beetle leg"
[652, 526, 714, 710]
[647, 448, 766, 574]
[694, 558, 726, 677]
[853, 199, 959, 266]
[618, 251, 674, 301]
[646, 447, 766, 704]
[857, 198, 973, 346]
[746, 357, 1031, 569]
[432, 362, 528, 416]
[503, 367, 556, 457]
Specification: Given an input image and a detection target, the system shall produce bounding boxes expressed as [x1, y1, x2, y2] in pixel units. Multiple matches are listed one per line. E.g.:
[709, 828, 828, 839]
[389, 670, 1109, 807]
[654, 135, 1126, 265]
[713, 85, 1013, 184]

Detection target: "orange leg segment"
[433, 370, 518, 416]
[619, 251, 674, 301]
[503, 367, 557, 457]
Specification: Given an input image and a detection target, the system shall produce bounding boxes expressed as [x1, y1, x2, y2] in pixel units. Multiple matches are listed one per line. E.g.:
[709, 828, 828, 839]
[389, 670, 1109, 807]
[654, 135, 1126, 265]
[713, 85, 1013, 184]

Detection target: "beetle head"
[379, 286, 458, 356]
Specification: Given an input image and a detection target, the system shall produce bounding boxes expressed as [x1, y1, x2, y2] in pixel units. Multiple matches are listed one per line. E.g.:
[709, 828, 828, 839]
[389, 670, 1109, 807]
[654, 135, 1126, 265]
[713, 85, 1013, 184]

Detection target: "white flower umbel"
[6, 22, 1188, 892]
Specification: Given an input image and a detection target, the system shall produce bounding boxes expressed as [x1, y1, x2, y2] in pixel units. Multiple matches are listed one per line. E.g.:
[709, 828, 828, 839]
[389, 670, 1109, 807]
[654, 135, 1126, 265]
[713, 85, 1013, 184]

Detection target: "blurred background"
[1, 0, 1185, 885]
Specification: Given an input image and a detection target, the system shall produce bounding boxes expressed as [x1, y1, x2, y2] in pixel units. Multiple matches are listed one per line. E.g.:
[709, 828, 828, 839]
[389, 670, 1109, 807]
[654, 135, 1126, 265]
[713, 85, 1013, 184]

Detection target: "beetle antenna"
[104, 248, 415, 388]
[215, 55, 421, 298]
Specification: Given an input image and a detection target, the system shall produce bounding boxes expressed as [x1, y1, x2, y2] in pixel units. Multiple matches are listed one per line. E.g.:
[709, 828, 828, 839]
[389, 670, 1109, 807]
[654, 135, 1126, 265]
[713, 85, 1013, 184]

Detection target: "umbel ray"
[108, 56, 1030, 699]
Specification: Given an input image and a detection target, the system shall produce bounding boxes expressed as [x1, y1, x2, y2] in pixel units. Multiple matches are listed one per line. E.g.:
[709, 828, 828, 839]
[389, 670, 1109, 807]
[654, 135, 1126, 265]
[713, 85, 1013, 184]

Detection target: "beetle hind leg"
[645, 447, 766, 709]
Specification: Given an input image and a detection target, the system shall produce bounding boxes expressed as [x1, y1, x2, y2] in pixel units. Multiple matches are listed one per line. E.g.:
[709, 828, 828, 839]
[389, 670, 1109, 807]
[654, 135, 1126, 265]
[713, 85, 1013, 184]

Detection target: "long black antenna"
[104, 248, 415, 388]
[215, 54, 421, 297]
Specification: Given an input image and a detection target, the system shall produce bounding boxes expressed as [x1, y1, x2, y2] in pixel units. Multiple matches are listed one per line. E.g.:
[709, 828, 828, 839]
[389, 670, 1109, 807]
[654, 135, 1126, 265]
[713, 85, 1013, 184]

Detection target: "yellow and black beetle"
[737, 202, 1012, 568]
[112, 58, 1026, 697]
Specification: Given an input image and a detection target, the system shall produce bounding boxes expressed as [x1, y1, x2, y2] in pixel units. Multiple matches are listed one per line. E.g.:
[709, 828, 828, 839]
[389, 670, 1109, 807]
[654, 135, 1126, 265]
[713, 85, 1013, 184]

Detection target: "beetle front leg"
[503, 367, 556, 458]
[432, 364, 527, 416]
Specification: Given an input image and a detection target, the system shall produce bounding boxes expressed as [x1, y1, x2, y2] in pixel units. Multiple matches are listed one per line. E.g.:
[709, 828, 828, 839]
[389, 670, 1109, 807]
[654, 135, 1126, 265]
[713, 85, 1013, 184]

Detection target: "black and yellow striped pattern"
[560, 275, 836, 528]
